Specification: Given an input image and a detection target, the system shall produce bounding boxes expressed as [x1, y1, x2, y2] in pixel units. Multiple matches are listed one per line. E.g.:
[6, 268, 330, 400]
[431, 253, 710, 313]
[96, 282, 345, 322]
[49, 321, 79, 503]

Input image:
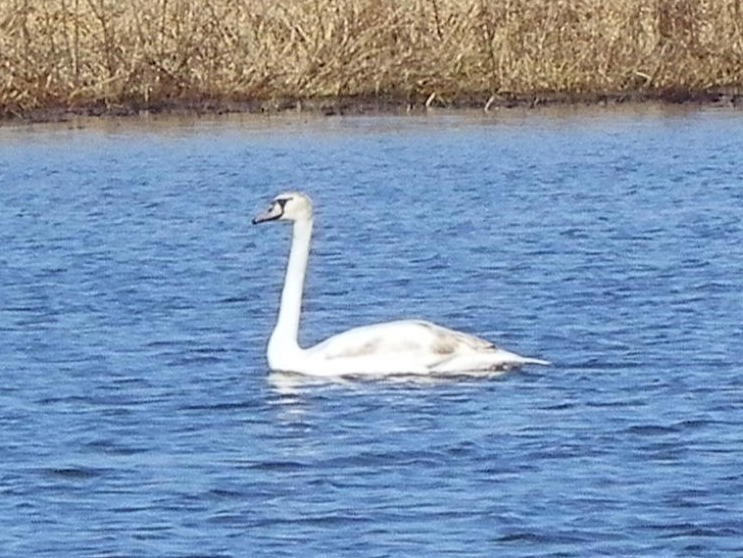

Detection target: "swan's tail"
[496, 350, 551, 368]
[431, 349, 550, 373]
[514, 356, 551, 366]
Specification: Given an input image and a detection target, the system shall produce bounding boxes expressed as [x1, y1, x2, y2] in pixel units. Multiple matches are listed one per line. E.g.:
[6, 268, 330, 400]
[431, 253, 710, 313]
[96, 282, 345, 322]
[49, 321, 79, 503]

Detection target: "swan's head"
[252, 192, 313, 224]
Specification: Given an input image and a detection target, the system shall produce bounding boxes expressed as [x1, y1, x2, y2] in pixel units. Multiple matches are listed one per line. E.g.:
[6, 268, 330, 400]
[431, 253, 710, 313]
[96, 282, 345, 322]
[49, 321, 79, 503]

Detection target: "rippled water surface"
[1, 107, 742, 556]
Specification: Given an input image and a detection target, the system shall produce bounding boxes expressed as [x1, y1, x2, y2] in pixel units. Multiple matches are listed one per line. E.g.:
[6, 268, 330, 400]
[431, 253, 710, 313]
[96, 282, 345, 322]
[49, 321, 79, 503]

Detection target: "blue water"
[1, 107, 742, 557]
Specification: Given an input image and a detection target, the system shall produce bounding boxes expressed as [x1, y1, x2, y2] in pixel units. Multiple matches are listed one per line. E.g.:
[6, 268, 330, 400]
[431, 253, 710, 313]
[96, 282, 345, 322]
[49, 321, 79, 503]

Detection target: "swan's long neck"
[269, 217, 313, 357]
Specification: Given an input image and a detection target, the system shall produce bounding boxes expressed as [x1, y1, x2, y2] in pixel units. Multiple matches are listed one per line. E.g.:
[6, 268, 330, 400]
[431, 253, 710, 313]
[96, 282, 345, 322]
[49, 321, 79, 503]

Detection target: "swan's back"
[300, 319, 542, 376]
[312, 320, 491, 358]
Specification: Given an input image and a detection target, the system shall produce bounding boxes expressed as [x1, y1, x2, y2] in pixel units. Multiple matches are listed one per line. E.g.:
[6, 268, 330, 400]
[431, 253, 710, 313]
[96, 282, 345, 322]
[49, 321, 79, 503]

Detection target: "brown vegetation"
[1, 0, 742, 118]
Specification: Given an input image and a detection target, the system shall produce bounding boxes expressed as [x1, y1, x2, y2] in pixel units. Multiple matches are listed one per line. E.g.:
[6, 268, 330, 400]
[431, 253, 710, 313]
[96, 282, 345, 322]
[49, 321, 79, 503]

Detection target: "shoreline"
[5, 0, 742, 126]
[4, 89, 741, 125]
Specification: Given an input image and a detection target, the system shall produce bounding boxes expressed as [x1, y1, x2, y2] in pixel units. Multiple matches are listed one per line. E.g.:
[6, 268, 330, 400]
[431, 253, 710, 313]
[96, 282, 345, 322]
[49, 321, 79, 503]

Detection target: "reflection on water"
[266, 369, 511, 396]
[267, 370, 348, 396]
[1, 107, 742, 557]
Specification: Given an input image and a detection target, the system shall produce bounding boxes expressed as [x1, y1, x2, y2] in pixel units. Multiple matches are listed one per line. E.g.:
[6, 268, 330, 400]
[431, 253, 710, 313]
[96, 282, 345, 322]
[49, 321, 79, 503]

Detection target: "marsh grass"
[1, 0, 742, 116]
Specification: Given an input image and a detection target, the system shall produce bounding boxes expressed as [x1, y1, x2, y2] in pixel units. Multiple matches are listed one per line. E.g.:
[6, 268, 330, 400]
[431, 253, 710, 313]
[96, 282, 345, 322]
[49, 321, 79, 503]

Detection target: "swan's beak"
[252, 204, 282, 224]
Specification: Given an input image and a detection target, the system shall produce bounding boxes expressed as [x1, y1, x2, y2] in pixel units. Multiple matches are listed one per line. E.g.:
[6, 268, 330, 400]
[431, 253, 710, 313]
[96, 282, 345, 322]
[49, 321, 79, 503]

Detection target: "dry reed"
[1, 0, 742, 117]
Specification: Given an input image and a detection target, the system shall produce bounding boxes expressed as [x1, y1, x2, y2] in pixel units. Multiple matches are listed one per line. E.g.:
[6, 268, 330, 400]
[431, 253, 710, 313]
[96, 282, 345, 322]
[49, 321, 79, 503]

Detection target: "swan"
[253, 192, 548, 377]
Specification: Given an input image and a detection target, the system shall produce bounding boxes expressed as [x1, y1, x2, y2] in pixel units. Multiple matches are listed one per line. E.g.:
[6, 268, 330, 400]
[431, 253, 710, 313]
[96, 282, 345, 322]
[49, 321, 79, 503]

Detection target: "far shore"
[5, 0, 743, 125]
[3, 88, 741, 125]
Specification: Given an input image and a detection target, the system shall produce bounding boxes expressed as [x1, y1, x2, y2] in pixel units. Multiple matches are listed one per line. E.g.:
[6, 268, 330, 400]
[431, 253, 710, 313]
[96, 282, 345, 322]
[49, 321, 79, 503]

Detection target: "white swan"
[253, 192, 548, 377]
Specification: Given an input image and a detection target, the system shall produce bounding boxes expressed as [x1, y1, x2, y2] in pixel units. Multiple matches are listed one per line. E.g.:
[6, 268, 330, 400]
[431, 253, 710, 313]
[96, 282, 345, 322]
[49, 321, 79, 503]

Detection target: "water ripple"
[1, 110, 742, 557]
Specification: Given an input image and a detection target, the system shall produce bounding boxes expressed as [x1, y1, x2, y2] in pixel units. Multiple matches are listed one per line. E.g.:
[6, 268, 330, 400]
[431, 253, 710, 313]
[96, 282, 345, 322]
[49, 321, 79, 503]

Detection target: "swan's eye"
[276, 198, 290, 209]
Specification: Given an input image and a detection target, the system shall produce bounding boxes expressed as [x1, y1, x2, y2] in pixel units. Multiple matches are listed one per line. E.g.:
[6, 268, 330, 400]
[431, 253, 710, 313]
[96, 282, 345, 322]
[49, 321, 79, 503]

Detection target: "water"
[1, 107, 742, 557]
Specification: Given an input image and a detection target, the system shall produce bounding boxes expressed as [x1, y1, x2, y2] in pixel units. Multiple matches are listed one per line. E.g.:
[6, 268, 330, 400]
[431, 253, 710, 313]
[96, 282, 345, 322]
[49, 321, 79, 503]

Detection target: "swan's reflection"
[267, 368, 512, 397]
[267, 369, 351, 396]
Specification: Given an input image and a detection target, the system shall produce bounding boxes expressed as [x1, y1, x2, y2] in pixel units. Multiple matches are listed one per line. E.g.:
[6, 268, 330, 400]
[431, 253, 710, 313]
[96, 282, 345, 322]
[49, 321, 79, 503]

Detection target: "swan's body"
[253, 192, 548, 377]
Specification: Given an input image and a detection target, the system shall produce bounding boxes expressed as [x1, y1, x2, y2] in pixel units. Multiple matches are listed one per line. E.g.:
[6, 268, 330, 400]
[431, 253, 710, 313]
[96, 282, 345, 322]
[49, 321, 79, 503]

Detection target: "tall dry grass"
[1, 0, 742, 116]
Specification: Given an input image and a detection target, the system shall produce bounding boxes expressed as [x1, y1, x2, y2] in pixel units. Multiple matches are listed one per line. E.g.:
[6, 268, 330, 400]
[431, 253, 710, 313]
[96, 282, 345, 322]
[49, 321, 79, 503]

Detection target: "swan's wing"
[303, 319, 548, 375]
[308, 319, 495, 361]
